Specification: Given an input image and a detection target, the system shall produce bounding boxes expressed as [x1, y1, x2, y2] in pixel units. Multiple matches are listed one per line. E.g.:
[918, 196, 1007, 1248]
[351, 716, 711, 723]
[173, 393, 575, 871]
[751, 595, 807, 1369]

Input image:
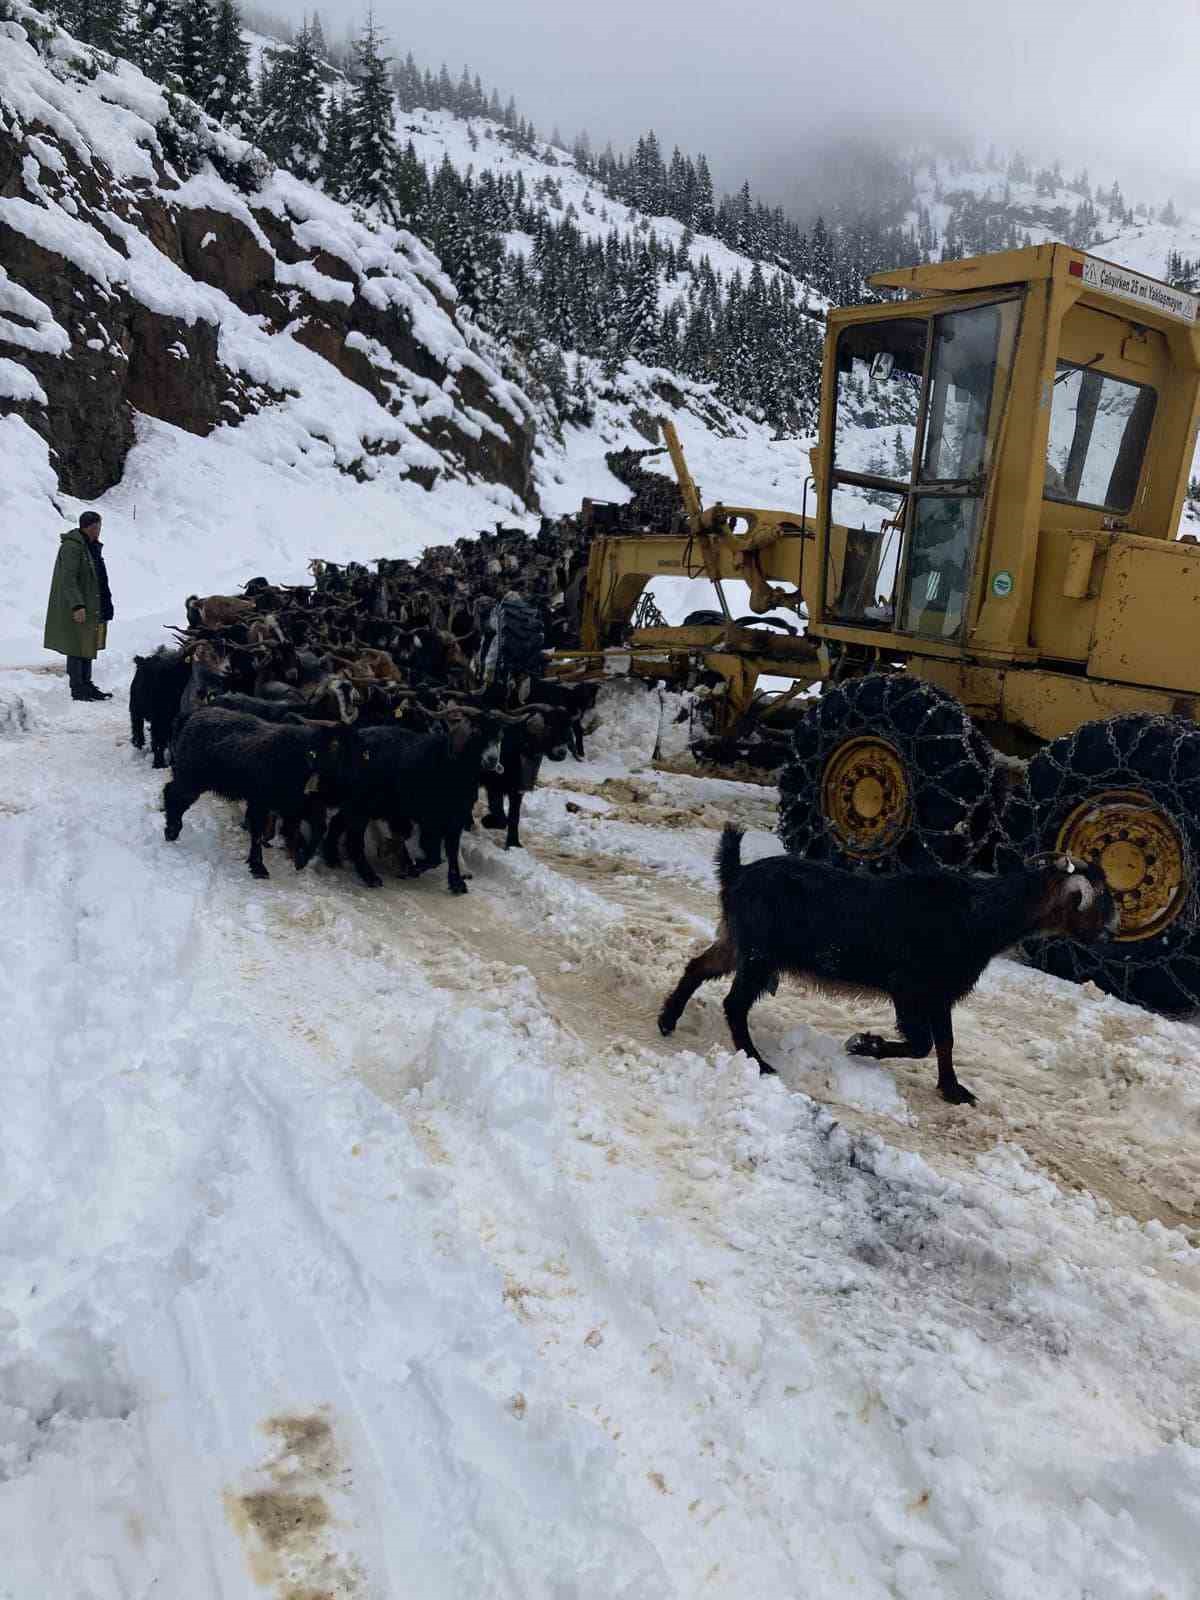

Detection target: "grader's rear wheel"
[1009, 715, 1200, 1013]
[778, 674, 1003, 871]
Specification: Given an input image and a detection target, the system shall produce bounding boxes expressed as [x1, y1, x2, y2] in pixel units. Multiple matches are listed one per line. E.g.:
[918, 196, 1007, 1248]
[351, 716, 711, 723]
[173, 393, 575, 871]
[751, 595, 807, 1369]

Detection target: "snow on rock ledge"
[0, 3, 536, 504]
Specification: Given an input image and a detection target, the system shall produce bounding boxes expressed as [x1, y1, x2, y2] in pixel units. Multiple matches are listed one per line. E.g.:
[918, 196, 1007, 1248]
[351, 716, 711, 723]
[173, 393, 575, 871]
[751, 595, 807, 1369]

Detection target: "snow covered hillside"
[0, 0, 798, 644]
[0, 1, 541, 636]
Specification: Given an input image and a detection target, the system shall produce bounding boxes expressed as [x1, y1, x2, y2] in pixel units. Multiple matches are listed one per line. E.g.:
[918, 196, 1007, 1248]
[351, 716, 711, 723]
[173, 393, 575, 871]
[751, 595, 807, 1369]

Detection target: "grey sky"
[261, 0, 1200, 212]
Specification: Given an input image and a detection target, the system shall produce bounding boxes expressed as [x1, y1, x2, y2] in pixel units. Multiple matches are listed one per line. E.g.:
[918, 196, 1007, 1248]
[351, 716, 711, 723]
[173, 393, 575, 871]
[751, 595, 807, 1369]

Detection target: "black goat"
[129, 647, 190, 768]
[528, 678, 600, 759]
[658, 828, 1118, 1105]
[178, 644, 233, 720]
[322, 716, 502, 893]
[163, 708, 360, 879]
[206, 692, 313, 724]
[479, 707, 573, 850]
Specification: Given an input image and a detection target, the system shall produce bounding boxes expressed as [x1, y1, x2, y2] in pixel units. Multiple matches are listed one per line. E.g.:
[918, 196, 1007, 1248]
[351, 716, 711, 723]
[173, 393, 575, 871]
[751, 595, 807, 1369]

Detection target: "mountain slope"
[0, 1, 548, 628]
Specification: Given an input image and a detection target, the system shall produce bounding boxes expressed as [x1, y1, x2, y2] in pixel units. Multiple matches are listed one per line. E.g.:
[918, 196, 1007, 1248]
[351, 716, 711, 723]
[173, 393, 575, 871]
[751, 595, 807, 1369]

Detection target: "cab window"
[1044, 363, 1156, 513]
[920, 304, 1001, 483]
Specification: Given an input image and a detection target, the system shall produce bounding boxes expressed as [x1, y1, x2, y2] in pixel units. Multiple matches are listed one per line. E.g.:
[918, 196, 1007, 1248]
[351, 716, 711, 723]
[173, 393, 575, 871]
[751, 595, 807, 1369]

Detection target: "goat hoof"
[164, 823, 181, 842]
[359, 872, 383, 890]
[449, 879, 469, 895]
[504, 839, 522, 851]
[250, 863, 270, 880]
[940, 1081, 977, 1107]
[657, 1013, 676, 1037]
[757, 1061, 778, 1077]
[480, 813, 506, 830]
[845, 1032, 882, 1058]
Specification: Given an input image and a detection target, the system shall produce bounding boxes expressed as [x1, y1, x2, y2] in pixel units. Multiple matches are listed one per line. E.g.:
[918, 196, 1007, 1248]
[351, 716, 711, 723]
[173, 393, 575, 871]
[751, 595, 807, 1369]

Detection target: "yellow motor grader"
[557, 242, 1200, 1012]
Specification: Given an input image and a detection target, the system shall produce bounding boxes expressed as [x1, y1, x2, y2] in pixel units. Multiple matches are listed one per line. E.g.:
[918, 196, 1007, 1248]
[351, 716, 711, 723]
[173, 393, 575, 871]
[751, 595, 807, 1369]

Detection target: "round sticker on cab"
[991, 570, 1014, 598]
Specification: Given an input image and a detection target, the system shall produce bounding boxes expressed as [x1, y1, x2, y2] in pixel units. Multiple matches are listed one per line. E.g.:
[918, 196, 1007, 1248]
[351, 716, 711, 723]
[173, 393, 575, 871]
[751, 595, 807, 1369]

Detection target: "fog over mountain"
[260, 0, 1200, 211]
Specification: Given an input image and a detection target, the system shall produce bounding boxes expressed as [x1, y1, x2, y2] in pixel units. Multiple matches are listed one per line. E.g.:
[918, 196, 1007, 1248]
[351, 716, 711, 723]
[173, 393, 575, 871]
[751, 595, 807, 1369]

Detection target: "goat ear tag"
[304, 775, 320, 794]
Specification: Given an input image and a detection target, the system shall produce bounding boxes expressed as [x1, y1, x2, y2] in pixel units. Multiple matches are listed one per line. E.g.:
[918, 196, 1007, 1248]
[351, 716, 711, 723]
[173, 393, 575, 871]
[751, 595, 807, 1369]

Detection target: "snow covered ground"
[5, 28, 1200, 1588]
[2, 645, 1200, 1596]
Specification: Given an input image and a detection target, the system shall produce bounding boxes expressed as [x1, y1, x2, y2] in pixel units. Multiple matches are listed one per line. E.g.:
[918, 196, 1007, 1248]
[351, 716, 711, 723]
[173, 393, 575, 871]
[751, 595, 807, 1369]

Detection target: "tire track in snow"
[510, 792, 1200, 1234]
[6, 686, 1200, 1599]
[229, 824, 1200, 1598]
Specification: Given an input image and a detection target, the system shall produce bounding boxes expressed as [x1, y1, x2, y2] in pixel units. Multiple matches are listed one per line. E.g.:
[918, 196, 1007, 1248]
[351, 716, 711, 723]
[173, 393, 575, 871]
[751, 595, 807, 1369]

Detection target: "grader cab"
[562, 242, 1200, 1013]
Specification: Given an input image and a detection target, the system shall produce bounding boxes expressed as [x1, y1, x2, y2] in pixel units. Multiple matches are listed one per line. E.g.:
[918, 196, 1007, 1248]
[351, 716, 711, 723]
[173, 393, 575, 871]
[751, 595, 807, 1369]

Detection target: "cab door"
[823, 295, 1021, 642]
[900, 299, 1020, 640]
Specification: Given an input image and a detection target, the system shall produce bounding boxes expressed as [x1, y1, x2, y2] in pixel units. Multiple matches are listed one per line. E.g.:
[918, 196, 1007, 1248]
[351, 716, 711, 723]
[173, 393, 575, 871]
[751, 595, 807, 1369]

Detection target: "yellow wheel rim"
[822, 736, 911, 858]
[1056, 789, 1188, 942]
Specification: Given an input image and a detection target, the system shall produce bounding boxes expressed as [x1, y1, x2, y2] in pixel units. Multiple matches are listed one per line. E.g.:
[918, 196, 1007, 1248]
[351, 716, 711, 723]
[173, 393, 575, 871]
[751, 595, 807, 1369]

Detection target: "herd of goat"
[123, 450, 1121, 1108]
[130, 515, 601, 893]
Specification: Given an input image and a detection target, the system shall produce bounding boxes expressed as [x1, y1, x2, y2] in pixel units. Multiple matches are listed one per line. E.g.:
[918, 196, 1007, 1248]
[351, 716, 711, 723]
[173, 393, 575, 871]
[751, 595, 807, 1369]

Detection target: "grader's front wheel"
[778, 674, 1003, 871]
[1010, 715, 1200, 1013]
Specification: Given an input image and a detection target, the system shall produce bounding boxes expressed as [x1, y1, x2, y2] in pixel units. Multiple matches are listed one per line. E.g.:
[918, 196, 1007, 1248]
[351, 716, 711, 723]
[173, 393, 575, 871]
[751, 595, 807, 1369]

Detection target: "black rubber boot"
[81, 658, 111, 699]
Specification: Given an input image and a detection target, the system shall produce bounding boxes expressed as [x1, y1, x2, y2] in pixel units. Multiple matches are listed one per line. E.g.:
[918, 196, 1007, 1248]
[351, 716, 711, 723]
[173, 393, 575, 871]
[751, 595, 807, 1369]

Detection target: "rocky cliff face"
[0, 5, 536, 507]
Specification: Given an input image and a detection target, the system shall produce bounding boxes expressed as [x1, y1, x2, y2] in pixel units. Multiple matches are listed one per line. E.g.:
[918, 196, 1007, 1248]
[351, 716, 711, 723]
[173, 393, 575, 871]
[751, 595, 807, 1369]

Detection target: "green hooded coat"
[44, 527, 104, 660]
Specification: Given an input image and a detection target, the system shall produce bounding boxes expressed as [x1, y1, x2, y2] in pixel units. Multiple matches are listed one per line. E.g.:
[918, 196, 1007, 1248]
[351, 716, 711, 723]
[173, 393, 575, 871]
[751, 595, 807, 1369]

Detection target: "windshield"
[831, 317, 925, 485]
[1044, 363, 1156, 513]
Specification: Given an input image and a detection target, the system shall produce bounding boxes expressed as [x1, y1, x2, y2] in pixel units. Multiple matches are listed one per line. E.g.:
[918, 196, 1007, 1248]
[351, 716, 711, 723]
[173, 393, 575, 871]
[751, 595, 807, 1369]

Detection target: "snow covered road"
[2, 665, 1199, 1599]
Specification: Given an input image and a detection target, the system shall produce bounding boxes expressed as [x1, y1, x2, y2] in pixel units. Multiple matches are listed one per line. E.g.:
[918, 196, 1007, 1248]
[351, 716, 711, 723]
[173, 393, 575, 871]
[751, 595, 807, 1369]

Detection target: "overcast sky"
[263, 0, 1200, 212]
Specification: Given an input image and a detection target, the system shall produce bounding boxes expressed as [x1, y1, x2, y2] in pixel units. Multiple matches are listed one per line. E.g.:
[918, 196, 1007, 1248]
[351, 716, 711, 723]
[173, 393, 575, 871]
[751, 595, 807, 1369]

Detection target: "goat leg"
[245, 803, 271, 879]
[443, 824, 469, 894]
[504, 786, 524, 851]
[658, 936, 734, 1036]
[162, 779, 198, 841]
[412, 819, 448, 874]
[480, 775, 507, 830]
[293, 795, 327, 870]
[382, 818, 420, 878]
[846, 1001, 933, 1063]
[845, 1033, 921, 1059]
[932, 1009, 974, 1106]
[722, 959, 779, 1075]
[845, 1006, 974, 1105]
[281, 813, 312, 872]
[321, 810, 346, 869]
[345, 816, 383, 889]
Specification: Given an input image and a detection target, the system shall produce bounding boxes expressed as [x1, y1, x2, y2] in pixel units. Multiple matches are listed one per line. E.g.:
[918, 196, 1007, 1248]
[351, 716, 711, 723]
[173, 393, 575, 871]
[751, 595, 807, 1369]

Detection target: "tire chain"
[1002, 713, 1200, 1012]
[778, 674, 1004, 872]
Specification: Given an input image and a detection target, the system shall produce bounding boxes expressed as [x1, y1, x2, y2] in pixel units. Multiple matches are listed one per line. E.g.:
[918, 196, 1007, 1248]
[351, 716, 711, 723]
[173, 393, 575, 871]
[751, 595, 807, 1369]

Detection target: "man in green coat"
[44, 511, 115, 701]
